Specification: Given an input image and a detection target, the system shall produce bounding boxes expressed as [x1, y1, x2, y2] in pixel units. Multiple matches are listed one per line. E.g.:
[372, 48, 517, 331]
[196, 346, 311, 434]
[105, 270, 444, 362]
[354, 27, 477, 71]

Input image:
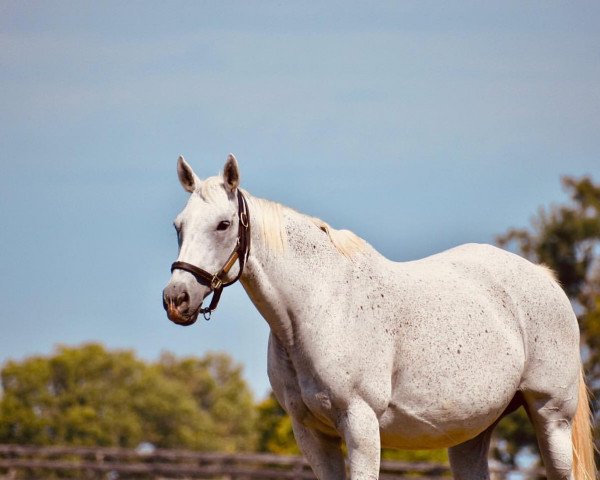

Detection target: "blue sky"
[1, 1, 599, 397]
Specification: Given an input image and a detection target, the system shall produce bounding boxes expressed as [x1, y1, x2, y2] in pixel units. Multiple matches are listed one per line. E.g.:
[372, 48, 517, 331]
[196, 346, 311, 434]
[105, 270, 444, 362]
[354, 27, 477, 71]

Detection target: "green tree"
[0, 344, 257, 451]
[158, 351, 257, 452]
[496, 175, 600, 464]
[256, 392, 298, 454]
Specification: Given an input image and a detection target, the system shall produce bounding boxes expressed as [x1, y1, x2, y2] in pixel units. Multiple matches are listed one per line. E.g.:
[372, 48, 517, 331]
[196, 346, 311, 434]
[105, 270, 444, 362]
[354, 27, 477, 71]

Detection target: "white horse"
[163, 155, 596, 480]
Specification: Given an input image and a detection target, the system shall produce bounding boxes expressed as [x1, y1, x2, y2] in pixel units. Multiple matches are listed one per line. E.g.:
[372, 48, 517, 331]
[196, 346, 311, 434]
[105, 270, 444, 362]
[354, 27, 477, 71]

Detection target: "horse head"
[162, 154, 244, 325]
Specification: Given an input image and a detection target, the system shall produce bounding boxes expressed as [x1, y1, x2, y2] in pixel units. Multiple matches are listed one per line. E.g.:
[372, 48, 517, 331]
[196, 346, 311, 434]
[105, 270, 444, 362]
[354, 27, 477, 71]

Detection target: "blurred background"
[1, 0, 599, 474]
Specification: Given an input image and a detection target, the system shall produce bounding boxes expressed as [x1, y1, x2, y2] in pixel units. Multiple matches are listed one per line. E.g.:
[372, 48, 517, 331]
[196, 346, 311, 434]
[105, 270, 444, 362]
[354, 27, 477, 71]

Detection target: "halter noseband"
[170, 190, 250, 321]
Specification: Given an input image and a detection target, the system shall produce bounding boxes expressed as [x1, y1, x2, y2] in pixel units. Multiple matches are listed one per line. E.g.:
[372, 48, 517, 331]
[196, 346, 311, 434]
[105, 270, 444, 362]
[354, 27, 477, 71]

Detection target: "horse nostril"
[175, 291, 189, 307]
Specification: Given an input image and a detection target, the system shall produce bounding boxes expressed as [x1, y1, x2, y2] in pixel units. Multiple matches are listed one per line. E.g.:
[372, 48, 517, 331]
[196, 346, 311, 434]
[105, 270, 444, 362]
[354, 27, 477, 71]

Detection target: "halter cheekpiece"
[171, 190, 250, 321]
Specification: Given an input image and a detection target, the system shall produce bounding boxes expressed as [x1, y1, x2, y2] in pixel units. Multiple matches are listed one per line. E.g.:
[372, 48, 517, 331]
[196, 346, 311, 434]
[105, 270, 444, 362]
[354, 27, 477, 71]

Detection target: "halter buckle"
[211, 275, 223, 290]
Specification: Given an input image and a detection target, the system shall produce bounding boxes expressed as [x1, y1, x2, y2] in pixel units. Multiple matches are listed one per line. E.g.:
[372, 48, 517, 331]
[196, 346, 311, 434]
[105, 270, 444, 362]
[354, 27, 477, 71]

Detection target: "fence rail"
[0, 444, 544, 479]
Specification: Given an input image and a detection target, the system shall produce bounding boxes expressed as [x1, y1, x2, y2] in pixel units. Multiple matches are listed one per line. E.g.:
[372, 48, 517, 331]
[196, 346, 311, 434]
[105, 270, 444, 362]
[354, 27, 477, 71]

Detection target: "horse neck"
[239, 196, 351, 348]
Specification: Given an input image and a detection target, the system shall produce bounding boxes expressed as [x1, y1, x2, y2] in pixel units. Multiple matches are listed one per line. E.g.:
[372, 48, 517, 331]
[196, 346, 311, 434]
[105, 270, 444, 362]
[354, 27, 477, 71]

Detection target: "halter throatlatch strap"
[170, 190, 251, 320]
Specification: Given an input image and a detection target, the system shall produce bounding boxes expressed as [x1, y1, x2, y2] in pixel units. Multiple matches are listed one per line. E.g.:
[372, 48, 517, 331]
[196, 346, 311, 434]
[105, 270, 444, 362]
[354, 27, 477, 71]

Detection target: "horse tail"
[572, 367, 596, 480]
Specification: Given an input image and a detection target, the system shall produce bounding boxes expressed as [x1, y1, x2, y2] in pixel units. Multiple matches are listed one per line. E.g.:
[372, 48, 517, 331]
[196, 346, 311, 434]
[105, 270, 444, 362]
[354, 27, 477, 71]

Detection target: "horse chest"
[269, 332, 394, 439]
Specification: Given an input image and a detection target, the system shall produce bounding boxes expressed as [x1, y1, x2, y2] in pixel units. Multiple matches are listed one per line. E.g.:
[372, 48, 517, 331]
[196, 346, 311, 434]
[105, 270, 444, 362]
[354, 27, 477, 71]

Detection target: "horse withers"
[163, 154, 596, 480]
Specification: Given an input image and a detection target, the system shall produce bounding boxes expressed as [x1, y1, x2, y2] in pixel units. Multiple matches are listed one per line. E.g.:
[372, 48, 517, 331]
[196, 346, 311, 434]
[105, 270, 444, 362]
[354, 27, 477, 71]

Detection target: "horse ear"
[177, 155, 198, 193]
[223, 154, 240, 192]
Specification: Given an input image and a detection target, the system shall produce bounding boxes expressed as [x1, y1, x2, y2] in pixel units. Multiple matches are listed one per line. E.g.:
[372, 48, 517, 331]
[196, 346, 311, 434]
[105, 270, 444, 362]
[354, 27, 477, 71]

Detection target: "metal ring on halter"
[240, 211, 249, 228]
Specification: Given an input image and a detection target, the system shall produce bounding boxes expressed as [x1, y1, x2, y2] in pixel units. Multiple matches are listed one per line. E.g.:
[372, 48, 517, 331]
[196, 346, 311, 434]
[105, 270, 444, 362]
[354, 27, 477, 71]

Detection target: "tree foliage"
[157, 351, 257, 451]
[256, 392, 299, 455]
[0, 344, 257, 451]
[496, 175, 600, 463]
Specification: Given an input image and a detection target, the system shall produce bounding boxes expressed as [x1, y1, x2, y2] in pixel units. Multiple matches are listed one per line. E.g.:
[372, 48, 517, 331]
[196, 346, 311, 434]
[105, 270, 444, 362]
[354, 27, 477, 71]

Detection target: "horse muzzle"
[162, 283, 202, 326]
[165, 299, 198, 326]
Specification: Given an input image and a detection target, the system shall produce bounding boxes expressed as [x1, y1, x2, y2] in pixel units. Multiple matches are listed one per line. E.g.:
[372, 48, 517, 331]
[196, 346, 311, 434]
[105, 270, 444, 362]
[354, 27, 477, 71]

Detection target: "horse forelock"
[197, 175, 227, 202]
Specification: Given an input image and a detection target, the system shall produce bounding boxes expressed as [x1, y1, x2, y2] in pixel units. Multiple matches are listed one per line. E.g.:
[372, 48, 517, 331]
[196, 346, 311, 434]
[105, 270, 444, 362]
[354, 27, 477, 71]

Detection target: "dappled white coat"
[163, 155, 595, 480]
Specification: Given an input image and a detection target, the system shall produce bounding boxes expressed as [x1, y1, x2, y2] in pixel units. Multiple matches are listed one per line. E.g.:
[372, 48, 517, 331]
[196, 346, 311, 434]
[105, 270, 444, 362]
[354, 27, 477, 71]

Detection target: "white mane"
[248, 195, 365, 259]
[198, 176, 365, 259]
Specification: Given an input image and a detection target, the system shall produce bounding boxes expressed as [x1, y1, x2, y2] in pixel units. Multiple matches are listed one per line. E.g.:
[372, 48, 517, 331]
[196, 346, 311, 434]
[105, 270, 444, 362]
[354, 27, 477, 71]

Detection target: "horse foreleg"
[291, 418, 346, 480]
[448, 425, 494, 480]
[339, 401, 381, 480]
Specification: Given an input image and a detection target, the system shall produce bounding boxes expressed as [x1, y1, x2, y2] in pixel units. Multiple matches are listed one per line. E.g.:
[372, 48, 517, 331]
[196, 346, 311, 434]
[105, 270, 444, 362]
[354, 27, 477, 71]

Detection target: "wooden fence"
[0, 444, 544, 479]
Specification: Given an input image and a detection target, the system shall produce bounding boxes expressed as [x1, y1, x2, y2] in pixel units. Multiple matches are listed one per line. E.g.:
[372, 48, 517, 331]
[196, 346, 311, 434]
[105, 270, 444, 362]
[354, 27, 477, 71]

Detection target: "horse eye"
[216, 220, 231, 231]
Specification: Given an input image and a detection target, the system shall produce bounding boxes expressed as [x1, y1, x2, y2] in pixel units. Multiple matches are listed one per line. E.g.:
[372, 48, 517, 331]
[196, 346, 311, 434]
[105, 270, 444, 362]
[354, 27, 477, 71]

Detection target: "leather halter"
[171, 190, 250, 321]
